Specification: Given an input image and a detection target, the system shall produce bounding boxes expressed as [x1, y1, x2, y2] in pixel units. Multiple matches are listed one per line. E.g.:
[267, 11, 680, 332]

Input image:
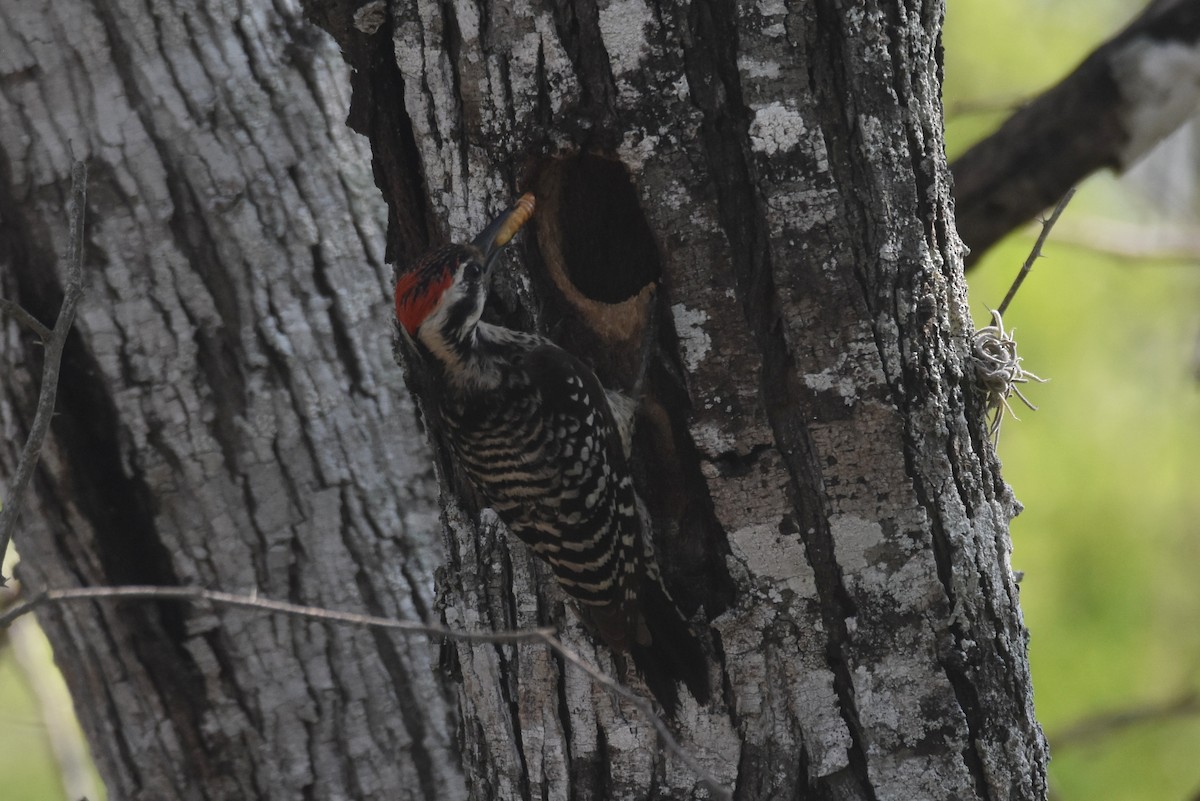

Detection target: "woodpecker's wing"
[445, 340, 644, 612]
[521, 349, 710, 713]
[445, 339, 710, 713]
[516, 343, 643, 599]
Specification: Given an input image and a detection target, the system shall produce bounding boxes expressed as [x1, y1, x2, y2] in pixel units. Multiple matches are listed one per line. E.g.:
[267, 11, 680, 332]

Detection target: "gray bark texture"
[0, 0, 1048, 799]
[0, 0, 463, 799]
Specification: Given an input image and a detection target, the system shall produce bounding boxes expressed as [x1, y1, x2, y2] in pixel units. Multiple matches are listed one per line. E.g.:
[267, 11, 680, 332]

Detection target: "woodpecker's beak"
[471, 193, 536, 270]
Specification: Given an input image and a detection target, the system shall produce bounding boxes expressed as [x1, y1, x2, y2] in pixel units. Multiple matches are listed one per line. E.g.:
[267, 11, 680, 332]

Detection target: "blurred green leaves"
[0, 650, 64, 799]
[952, 2, 1200, 797]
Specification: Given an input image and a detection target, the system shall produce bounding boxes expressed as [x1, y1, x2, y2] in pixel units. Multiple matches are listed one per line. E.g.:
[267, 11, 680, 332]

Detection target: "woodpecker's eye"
[462, 261, 482, 282]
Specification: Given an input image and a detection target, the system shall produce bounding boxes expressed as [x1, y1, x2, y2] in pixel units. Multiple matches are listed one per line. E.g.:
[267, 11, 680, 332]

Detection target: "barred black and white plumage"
[395, 196, 709, 714]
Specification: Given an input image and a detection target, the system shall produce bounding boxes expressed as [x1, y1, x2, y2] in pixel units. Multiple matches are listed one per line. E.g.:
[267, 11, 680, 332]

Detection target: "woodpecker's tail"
[627, 574, 711, 717]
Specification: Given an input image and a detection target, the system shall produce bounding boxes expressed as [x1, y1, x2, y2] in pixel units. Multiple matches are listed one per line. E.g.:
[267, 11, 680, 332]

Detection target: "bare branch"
[971, 192, 1068, 440]
[0, 583, 733, 797]
[1040, 217, 1200, 262]
[997, 187, 1076, 317]
[0, 299, 53, 342]
[0, 584, 556, 644]
[0, 161, 87, 584]
[533, 633, 732, 800]
[1050, 691, 1200, 749]
[943, 94, 1027, 120]
[952, 0, 1200, 266]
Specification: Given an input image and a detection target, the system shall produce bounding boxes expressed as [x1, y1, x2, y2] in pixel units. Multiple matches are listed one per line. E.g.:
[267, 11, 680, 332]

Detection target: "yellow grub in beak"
[494, 193, 536, 248]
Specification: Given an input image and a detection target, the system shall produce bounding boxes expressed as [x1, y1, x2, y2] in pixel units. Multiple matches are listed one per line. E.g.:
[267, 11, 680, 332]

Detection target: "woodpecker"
[395, 195, 710, 714]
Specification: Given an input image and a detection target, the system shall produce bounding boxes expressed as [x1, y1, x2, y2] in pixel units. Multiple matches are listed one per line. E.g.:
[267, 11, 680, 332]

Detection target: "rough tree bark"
[0, 1, 463, 798]
[1, 0, 1047, 800]
[308, 0, 1047, 798]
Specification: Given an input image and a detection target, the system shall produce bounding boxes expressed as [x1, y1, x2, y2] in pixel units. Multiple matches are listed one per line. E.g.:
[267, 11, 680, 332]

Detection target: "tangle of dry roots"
[972, 309, 1047, 442]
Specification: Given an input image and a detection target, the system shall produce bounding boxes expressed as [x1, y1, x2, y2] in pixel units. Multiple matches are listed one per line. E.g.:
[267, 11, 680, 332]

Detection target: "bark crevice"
[680, 1, 886, 799]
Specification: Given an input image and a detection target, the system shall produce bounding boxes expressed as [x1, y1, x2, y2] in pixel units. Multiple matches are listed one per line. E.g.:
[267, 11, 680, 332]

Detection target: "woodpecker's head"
[395, 194, 535, 359]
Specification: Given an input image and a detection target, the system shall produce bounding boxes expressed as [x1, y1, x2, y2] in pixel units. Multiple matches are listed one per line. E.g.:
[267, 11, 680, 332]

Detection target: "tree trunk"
[308, 0, 1048, 798]
[0, 1, 463, 798]
[1, 0, 1048, 799]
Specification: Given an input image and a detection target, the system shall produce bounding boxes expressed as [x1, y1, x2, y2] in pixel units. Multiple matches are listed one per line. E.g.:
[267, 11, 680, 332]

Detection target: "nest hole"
[544, 153, 662, 303]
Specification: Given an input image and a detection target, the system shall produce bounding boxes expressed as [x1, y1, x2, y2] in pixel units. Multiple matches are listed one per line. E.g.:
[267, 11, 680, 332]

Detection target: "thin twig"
[997, 187, 1076, 317]
[1050, 691, 1200, 749]
[535, 633, 732, 800]
[943, 94, 1028, 120]
[0, 299, 53, 341]
[1047, 217, 1200, 262]
[0, 585, 555, 644]
[0, 161, 87, 584]
[0, 583, 733, 797]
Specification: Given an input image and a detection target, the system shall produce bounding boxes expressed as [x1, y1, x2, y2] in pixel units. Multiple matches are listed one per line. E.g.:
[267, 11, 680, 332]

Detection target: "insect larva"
[494, 193, 536, 247]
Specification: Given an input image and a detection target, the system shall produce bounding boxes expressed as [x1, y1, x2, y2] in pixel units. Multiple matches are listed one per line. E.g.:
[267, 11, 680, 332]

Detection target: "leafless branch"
[943, 95, 1027, 120]
[1043, 217, 1200, 262]
[997, 187, 1076, 317]
[533, 633, 732, 800]
[0, 584, 557, 643]
[0, 160, 88, 584]
[972, 196, 1067, 441]
[0, 582, 732, 797]
[951, 0, 1200, 266]
[1049, 690, 1200, 749]
[0, 299, 53, 342]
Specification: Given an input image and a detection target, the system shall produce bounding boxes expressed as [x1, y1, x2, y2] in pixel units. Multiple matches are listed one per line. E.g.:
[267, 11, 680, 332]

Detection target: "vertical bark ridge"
[1, 0, 463, 797]
[677, 1, 877, 798]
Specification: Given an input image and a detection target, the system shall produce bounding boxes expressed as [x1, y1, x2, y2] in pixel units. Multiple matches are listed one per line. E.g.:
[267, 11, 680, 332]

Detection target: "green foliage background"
[947, 1, 1200, 799]
[0, 637, 68, 800]
[2, 0, 1198, 798]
